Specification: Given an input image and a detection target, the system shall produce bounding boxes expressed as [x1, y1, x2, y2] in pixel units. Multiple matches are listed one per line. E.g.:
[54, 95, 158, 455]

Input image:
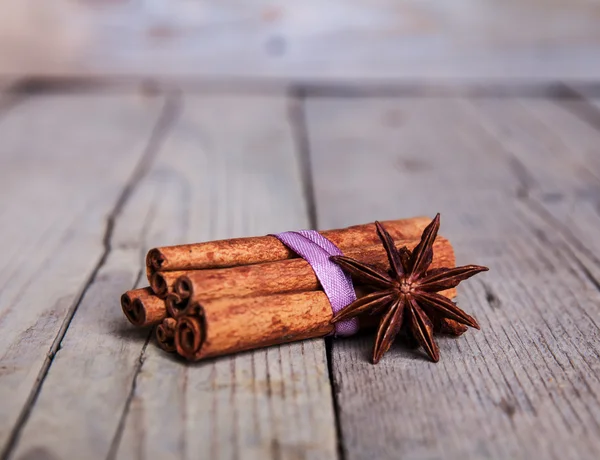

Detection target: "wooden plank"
[305, 97, 600, 459]
[2, 1, 600, 81]
[8, 95, 338, 460]
[0, 93, 165, 454]
[5, 131, 177, 460]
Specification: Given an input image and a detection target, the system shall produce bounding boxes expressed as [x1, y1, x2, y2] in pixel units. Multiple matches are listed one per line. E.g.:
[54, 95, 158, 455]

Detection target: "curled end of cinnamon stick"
[174, 276, 193, 300]
[121, 294, 146, 326]
[175, 309, 205, 360]
[151, 272, 169, 298]
[164, 276, 193, 316]
[156, 317, 177, 352]
[147, 248, 166, 271]
[166, 293, 189, 318]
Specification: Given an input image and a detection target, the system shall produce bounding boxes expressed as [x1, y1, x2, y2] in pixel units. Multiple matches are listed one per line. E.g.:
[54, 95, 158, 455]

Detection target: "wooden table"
[1, 82, 600, 460]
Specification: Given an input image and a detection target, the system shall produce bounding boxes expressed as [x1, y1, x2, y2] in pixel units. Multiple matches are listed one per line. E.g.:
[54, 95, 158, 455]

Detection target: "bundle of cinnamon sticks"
[121, 217, 460, 361]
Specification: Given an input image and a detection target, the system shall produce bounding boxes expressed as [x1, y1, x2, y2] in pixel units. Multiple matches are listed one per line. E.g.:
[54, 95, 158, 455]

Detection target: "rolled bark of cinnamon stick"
[156, 317, 177, 352]
[175, 290, 463, 361]
[147, 217, 432, 276]
[121, 288, 167, 327]
[166, 237, 454, 316]
[150, 271, 186, 299]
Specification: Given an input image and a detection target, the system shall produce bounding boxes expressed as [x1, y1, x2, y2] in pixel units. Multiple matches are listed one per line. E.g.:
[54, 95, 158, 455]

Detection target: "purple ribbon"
[273, 230, 359, 337]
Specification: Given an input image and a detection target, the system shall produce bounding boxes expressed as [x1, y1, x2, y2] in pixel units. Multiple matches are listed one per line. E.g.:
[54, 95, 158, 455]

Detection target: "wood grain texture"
[461, 97, 600, 290]
[6, 113, 179, 460]
[0, 93, 165, 454]
[2, 1, 600, 80]
[5, 95, 338, 459]
[305, 97, 600, 459]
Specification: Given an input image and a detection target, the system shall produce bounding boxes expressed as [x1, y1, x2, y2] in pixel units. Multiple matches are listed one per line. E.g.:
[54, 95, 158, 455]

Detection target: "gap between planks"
[6, 77, 600, 100]
[288, 87, 348, 460]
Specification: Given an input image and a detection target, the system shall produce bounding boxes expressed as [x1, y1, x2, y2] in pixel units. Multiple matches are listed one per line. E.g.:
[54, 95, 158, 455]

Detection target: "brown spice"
[331, 214, 488, 364]
[150, 271, 186, 299]
[175, 291, 353, 360]
[174, 290, 465, 361]
[121, 287, 167, 327]
[146, 217, 434, 275]
[168, 237, 455, 316]
[156, 317, 177, 352]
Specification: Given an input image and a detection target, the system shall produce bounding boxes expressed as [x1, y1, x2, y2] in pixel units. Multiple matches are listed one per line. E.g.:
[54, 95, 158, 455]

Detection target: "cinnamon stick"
[156, 317, 177, 352]
[121, 288, 167, 327]
[147, 217, 433, 276]
[175, 290, 463, 361]
[175, 292, 337, 360]
[150, 271, 184, 299]
[166, 237, 455, 316]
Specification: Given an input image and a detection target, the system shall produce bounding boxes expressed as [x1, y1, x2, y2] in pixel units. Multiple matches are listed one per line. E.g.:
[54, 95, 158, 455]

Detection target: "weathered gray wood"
[0, 94, 165, 455]
[463, 98, 600, 281]
[5, 122, 178, 460]
[7, 95, 338, 459]
[305, 97, 600, 459]
[2, 1, 600, 81]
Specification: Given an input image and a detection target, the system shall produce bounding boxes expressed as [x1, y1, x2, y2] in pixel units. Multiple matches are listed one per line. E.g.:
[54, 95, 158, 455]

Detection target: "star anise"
[331, 213, 488, 364]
